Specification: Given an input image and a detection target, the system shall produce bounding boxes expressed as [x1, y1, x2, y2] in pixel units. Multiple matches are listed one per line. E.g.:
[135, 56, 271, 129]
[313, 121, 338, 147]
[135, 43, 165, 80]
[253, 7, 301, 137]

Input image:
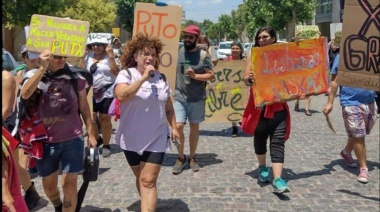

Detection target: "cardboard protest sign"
[205, 60, 248, 123]
[26, 14, 90, 57]
[337, 0, 380, 91]
[87, 33, 112, 44]
[251, 38, 329, 107]
[296, 25, 320, 39]
[133, 2, 182, 91]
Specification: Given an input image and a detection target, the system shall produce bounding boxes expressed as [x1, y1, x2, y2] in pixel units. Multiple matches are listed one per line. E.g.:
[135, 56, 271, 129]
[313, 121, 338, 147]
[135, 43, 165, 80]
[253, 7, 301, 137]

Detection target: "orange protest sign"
[133, 3, 182, 92]
[26, 14, 90, 57]
[251, 38, 329, 107]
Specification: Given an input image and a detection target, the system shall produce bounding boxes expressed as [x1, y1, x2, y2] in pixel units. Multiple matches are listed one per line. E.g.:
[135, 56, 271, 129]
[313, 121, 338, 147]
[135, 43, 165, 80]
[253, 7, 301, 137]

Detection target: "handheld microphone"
[149, 70, 155, 78]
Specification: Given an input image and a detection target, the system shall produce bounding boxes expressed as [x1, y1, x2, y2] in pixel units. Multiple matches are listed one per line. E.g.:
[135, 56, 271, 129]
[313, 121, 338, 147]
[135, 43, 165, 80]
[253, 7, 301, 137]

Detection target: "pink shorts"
[342, 103, 378, 138]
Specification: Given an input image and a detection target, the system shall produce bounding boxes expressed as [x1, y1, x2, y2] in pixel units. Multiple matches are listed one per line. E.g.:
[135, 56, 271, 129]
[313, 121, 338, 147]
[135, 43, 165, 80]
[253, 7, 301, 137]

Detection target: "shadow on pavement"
[162, 153, 223, 168]
[127, 198, 190, 212]
[199, 128, 252, 138]
[336, 189, 380, 202]
[78, 205, 121, 212]
[29, 197, 49, 212]
[293, 108, 321, 115]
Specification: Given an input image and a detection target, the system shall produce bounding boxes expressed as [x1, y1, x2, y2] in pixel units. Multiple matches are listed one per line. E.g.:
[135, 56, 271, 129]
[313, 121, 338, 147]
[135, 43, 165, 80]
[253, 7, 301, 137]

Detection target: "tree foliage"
[218, 14, 237, 40]
[244, 0, 317, 40]
[59, 0, 117, 32]
[2, 0, 74, 27]
[115, 0, 155, 32]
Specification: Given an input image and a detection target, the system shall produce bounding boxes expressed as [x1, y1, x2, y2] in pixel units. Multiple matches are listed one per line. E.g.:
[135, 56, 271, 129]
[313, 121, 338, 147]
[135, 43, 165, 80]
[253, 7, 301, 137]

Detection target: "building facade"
[315, 0, 345, 39]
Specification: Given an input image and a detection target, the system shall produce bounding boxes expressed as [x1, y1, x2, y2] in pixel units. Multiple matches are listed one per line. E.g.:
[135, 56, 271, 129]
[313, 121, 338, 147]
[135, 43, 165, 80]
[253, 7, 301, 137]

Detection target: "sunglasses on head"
[53, 55, 68, 60]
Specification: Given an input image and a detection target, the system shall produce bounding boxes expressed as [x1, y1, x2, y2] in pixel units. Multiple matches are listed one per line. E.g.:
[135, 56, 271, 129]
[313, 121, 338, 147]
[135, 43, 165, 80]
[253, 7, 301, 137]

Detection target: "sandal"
[305, 110, 312, 116]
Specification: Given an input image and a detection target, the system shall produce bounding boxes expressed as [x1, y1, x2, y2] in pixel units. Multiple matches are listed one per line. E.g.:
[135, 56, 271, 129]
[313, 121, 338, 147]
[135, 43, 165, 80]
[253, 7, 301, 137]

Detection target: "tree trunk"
[286, 9, 296, 41]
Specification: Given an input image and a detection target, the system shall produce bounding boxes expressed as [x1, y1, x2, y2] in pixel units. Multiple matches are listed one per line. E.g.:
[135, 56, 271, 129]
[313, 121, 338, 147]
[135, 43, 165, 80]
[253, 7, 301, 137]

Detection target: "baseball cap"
[183, 25, 200, 36]
[20, 45, 40, 60]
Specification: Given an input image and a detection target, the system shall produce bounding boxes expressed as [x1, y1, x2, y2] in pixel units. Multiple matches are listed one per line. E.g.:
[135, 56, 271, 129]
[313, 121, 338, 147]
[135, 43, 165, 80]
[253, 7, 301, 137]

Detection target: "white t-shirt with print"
[114, 67, 172, 155]
[85, 52, 116, 103]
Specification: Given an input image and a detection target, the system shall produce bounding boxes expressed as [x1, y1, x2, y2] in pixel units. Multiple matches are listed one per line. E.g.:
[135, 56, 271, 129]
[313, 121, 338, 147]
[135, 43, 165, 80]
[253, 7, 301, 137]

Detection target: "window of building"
[317, 0, 332, 14]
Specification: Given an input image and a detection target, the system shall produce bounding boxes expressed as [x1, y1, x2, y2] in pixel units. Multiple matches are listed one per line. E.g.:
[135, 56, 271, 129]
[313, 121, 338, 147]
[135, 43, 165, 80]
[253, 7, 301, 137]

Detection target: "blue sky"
[157, 0, 244, 23]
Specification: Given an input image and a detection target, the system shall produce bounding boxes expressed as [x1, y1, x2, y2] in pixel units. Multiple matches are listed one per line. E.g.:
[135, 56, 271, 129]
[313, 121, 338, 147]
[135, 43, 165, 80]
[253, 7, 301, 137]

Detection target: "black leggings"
[253, 109, 287, 163]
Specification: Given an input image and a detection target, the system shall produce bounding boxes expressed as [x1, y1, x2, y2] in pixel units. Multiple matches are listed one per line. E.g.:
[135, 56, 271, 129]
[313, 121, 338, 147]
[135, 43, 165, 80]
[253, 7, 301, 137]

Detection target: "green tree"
[59, 0, 117, 32]
[2, 0, 74, 27]
[207, 23, 220, 41]
[115, 0, 155, 32]
[231, 4, 249, 42]
[218, 14, 237, 40]
[244, 0, 317, 41]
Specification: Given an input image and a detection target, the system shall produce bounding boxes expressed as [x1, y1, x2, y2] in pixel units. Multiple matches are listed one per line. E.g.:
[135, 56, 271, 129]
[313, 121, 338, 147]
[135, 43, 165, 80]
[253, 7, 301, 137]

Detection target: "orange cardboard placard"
[251, 37, 329, 107]
[337, 0, 380, 91]
[133, 3, 182, 91]
[26, 14, 90, 57]
[205, 60, 248, 123]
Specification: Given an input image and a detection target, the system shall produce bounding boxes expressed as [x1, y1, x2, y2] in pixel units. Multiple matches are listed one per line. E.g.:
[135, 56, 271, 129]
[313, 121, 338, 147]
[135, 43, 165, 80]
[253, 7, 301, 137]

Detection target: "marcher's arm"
[165, 98, 180, 141]
[193, 69, 214, 81]
[106, 45, 120, 76]
[78, 89, 97, 148]
[2, 71, 16, 120]
[243, 51, 253, 86]
[2, 154, 16, 212]
[323, 75, 339, 115]
[115, 65, 154, 103]
[20, 50, 50, 99]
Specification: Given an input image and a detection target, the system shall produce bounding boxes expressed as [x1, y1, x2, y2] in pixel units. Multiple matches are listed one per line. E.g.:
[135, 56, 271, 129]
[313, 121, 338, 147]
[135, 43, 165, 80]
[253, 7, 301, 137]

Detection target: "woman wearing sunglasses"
[242, 26, 291, 194]
[81, 40, 120, 158]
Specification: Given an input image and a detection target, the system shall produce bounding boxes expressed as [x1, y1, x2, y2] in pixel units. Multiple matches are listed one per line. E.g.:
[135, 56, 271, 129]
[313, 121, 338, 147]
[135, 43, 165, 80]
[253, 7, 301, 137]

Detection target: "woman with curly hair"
[114, 33, 180, 211]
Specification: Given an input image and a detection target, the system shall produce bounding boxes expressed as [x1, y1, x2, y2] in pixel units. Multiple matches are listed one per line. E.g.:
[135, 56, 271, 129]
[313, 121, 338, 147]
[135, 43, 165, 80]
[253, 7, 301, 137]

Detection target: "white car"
[2, 49, 19, 76]
[217, 41, 233, 60]
[243, 43, 253, 58]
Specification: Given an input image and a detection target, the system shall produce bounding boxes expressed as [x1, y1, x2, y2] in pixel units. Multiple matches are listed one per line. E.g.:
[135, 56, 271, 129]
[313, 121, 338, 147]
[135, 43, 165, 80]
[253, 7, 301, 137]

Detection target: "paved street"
[31, 94, 379, 212]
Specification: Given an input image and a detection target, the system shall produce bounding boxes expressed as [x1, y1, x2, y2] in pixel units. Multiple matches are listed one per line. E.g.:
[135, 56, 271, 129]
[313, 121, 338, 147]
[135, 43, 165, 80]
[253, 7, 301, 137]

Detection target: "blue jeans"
[36, 137, 84, 177]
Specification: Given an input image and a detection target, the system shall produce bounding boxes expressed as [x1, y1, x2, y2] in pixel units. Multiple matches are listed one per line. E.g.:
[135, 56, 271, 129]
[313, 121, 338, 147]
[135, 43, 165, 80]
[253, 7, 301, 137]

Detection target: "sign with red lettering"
[337, 0, 380, 91]
[251, 38, 329, 107]
[26, 14, 90, 57]
[133, 3, 182, 91]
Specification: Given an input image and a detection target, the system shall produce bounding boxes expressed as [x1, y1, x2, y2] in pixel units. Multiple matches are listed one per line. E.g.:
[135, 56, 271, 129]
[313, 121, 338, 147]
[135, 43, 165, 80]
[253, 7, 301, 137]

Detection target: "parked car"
[217, 41, 233, 60]
[242, 43, 253, 58]
[2, 48, 19, 75]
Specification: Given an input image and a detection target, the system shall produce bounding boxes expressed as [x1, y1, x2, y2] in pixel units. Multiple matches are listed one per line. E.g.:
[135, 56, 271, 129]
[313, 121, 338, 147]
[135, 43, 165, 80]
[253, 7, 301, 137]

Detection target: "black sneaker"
[232, 126, 238, 137]
[96, 136, 104, 147]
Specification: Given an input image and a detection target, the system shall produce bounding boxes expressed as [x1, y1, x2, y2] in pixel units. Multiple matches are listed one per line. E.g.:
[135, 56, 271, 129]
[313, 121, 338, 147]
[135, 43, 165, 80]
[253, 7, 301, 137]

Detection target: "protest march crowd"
[2, 2, 379, 212]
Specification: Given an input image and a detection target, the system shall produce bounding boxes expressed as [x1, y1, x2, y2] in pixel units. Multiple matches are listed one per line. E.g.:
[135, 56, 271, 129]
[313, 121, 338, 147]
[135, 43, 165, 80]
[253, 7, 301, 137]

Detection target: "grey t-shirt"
[174, 47, 213, 102]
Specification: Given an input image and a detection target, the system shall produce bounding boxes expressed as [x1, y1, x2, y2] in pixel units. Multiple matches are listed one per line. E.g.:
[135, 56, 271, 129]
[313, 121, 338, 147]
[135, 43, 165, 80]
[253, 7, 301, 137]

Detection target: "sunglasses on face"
[91, 43, 104, 47]
[258, 35, 271, 40]
[53, 55, 68, 60]
[183, 34, 195, 40]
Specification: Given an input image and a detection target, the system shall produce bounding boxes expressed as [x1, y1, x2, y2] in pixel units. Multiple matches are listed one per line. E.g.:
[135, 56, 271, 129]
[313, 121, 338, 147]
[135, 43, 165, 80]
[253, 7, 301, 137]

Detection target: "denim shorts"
[173, 100, 205, 124]
[342, 103, 378, 138]
[36, 137, 84, 177]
